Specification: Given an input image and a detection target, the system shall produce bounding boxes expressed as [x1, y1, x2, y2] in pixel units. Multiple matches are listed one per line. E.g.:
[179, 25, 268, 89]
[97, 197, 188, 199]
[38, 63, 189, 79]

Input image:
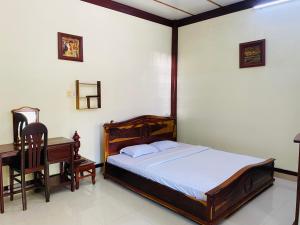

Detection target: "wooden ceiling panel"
[114, 0, 246, 20]
[114, 0, 189, 20]
[99, 0, 249, 20]
[161, 0, 219, 15]
[214, 0, 244, 6]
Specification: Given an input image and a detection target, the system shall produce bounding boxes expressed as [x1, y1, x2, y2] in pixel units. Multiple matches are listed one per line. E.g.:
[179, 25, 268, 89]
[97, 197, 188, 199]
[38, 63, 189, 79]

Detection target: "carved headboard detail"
[103, 115, 176, 160]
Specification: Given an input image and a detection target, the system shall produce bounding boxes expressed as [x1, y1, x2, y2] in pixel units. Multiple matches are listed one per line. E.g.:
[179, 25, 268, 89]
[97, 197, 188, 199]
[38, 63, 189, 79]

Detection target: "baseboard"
[274, 168, 297, 177]
[3, 163, 104, 192]
[95, 163, 104, 168]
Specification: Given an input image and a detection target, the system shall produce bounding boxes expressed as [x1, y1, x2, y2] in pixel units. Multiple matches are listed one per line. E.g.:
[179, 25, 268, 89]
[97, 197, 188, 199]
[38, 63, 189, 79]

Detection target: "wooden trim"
[177, 0, 266, 27]
[207, 158, 275, 196]
[152, 0, 194, 16]
[11, 106, 40, 122]
[171, 26, 178, 118]
[207, 0, 223, 8]
[95, 163, 103, 168]
[104, 115, 175, 128]
[11, 106, 40, 113]
[293, 143, 300, 225]
[103, 115, 176, 160]
[274, 167, 298, 177]
[81, 0, 174, 27]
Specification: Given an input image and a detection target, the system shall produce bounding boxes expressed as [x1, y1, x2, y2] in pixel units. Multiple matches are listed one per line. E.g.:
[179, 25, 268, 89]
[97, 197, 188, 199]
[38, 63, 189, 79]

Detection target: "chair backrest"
[13, 113, 28, 144]
[21, 123, 48, 170]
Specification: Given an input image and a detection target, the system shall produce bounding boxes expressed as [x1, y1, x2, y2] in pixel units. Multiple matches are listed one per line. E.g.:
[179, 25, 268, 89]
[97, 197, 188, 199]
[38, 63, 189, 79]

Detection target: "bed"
[103, 115, 275, 225]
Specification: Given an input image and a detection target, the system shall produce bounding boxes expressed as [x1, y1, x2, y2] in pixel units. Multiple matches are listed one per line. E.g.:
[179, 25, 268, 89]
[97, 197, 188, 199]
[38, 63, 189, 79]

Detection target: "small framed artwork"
[58, 32, 83, 62]
[239, 39, 265, 68]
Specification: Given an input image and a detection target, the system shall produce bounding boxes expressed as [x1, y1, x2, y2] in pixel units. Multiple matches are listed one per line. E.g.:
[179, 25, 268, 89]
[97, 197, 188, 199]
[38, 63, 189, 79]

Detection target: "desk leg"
[71, 163, 74, 192]
[70, 145, 74, 192]
[0, 157, 4, 213]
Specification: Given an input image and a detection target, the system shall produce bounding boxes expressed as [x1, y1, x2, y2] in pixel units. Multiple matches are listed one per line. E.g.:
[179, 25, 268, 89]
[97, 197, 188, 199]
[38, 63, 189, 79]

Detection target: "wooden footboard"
[104, 159, 274, 225]
[206, 159, 275, 224]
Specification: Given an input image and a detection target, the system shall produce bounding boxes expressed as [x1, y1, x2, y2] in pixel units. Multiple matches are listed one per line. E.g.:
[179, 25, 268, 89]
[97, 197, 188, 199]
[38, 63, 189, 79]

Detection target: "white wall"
[178, 1, 300, 171]
[0, 0, 171, 184]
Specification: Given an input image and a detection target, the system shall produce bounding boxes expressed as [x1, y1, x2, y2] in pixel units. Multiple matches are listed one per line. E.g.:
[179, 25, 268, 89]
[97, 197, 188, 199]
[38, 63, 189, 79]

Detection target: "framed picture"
[239, 39, 265, 68]
[58, 32, 83, 62]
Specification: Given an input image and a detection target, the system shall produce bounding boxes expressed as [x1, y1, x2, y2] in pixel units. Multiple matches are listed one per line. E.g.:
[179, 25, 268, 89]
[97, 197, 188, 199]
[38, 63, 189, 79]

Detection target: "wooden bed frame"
[103, 115, 275, 225]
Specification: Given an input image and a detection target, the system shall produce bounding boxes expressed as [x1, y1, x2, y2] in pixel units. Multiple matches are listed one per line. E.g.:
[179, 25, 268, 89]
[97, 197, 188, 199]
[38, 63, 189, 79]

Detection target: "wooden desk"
[0, 137, 75, 213]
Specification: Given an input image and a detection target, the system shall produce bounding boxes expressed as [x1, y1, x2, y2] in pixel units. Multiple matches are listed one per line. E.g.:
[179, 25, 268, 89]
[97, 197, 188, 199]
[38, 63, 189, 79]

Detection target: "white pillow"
[120, 144, 159, 158]
[150, 140, 179, 151]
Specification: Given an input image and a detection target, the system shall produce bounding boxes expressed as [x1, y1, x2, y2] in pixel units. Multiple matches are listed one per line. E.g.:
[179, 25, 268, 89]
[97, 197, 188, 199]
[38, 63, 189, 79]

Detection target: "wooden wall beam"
[171, 26, 178, 118]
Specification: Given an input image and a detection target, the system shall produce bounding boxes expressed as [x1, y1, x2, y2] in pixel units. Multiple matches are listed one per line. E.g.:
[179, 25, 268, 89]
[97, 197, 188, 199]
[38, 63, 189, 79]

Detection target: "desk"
[0, 137, 75, 213]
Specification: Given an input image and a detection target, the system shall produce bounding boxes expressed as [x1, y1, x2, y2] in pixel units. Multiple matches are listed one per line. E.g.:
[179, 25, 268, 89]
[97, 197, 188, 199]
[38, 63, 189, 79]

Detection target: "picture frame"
[239, 39, 265, 68]
[58, 32, 83, 62]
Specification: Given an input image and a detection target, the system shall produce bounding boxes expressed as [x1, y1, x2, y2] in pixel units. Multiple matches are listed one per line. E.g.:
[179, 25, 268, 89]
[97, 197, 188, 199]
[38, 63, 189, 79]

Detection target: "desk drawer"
[48, 144, 72, 163]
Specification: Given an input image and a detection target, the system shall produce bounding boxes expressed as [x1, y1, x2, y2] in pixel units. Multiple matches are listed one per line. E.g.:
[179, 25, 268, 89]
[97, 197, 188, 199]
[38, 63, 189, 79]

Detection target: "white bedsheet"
[107, 143, 266, 201]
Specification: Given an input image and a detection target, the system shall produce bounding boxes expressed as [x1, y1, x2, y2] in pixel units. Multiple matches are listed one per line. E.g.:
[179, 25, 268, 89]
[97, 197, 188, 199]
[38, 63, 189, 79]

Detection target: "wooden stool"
[74, 157, 96, 189]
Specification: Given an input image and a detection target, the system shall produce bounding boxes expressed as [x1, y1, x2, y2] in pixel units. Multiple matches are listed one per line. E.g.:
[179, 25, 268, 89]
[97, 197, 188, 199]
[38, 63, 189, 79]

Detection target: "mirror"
[11, 106, 40, 144]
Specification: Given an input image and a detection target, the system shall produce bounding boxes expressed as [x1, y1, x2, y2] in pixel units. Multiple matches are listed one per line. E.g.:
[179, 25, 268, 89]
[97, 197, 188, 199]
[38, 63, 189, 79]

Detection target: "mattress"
[107, 143, 266, 201]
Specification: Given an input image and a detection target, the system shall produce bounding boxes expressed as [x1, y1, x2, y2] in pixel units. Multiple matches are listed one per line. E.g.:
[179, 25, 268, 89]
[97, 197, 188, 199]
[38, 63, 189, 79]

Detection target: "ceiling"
[113, 0, 245, 20]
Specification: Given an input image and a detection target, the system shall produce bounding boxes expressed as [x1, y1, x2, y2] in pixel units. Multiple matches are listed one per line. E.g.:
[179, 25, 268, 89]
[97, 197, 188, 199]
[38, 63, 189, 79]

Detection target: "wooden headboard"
[103, 115, 176, 160]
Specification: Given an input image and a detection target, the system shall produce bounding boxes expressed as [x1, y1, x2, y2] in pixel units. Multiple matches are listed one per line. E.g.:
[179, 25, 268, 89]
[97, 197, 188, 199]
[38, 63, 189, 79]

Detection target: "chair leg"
[75, 170, 79, 190]
[59, 162, 64, 176]
[44, 164, 50, 202]
[21, 171, 26, 211]
[9, 167, 14, 201]
[34, 172, 38, 185]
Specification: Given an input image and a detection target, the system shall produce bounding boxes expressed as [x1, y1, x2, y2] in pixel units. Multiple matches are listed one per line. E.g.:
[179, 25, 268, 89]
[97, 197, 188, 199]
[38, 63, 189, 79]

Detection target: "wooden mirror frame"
[11, 106, 40, 144]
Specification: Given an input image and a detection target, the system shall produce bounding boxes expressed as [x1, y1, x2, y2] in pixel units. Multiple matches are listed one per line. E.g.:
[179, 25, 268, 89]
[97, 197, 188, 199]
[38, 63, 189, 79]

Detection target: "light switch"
[67, 90, 73, 97]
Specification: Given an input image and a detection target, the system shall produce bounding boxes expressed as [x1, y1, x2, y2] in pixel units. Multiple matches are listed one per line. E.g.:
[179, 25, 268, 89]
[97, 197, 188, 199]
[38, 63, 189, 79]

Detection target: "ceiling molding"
[152, 0, 194, 16]
[81, 0, 174, 27]
[176, 0, 269, 27]
[207, 0, 223, 8]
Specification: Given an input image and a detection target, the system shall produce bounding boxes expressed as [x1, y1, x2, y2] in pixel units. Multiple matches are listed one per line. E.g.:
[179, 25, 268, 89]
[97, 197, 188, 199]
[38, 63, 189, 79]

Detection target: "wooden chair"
[74, 157, 96, 189]
[9, 123, 50, 210]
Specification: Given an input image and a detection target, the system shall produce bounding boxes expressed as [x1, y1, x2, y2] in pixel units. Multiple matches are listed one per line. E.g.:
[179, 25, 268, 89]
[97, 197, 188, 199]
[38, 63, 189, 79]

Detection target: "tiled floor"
[0, 172, 296, 225]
